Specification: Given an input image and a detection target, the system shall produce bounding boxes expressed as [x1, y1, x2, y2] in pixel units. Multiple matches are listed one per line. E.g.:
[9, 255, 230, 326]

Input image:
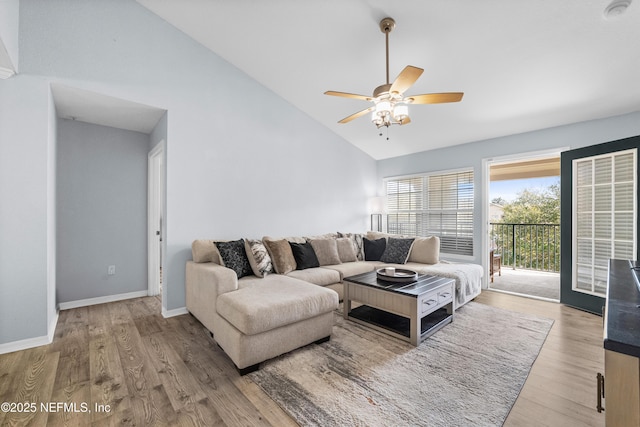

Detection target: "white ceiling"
[51, 83, 166, 134]
[138, 0, 640, 159]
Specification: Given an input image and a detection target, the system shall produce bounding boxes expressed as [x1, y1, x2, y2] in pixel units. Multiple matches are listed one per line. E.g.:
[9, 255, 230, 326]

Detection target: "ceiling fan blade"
[389, 66, 424, 94]
[324, 91, 372, 101]
[406, 92, 464, 104]
[399, 116, 411, 126]
[338, 106, 375, 124]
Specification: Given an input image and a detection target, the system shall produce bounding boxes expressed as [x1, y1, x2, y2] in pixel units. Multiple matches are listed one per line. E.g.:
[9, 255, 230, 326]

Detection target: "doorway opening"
[487, 153, 561, 301]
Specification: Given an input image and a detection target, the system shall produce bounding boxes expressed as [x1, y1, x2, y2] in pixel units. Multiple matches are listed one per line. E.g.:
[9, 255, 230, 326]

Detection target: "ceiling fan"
[324, 17, 463, 130]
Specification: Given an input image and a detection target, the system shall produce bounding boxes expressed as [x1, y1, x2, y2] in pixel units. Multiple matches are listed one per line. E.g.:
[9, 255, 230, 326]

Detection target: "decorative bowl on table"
[376, 267, 418, 283]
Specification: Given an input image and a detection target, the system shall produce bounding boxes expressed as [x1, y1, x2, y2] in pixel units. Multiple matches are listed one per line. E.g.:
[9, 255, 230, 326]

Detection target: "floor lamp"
[369, 196, 386, 232]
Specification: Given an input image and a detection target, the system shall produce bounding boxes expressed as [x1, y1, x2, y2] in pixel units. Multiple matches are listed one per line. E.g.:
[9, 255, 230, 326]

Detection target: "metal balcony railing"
[490, 223, 560, 273]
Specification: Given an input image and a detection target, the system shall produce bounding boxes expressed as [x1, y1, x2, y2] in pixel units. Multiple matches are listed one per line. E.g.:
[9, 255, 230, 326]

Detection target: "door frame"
[482, 147, 566, 290]
[148, 141, 164, 297]
[560, 135, 640, 314]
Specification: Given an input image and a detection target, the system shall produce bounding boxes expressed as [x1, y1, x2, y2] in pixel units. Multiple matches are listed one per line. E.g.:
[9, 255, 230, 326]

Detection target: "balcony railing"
[490, 223, 560, 272]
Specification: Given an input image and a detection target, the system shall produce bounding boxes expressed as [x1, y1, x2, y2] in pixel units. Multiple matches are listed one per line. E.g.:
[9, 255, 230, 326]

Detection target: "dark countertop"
[604, 259, 640, 358]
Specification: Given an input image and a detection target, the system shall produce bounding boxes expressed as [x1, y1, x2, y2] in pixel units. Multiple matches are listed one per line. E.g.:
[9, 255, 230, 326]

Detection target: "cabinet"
[604, 350, 640, 426]
[599, 259, 640, 426]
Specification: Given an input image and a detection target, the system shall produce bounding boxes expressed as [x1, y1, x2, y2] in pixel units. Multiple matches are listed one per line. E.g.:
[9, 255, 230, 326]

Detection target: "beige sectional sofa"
[185, 232, 482, 374]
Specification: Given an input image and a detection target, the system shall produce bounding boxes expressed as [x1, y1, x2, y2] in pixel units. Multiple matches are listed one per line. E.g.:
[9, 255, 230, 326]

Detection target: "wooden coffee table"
[343, 270, 455, 346]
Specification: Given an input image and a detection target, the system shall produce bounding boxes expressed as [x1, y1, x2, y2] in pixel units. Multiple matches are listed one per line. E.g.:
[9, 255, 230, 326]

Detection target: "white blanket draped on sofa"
[419, 262, 483, 307]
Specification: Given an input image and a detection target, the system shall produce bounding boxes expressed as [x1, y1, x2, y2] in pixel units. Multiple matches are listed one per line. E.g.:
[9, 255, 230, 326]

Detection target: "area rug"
[248, 302, 553, 427]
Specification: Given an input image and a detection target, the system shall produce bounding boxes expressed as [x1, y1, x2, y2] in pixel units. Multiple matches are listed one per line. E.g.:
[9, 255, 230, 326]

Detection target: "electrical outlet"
[108, 265, 116, 275]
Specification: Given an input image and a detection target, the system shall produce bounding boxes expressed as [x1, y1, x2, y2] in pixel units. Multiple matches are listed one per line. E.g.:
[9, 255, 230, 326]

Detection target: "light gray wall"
[0, 0, 377, 349]
[378, 111, 640, 267]
[0, 0, 19, 71]
[0, 75, 51, 344]
[56, 119, 149, 303]
[149, 111, 167, 151]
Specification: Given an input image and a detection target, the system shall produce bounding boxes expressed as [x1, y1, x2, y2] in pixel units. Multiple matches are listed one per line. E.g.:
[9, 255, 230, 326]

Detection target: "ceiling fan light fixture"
[393, 104, 409, 121]
[375, 99, 392, 115]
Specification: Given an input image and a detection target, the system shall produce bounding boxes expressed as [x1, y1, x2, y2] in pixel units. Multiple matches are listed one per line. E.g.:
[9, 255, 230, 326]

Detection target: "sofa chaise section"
[186, 261, 338, 374]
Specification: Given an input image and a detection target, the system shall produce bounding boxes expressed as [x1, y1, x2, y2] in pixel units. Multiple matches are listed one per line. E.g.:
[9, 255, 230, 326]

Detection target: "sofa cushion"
[309, 238, 341, 266]
[336, 237, 357, 262]
[287, 267, 341, 286]
[244, 239, 273, 277]
[216, 240, 253, 279]
[263, 238, 297, 274]
[408, 236, 440, 265]
[370, 261, 431, 272]
[366, 231, 411, 240]
[290, 241, 320, 270]
[380, 237, 415, 264]
[217, 279, 338, 336]
[322, 261, 376, 280]
[364, 237, 386, 261]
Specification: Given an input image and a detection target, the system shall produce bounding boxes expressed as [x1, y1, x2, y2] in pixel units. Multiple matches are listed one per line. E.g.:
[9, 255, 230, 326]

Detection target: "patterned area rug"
[248, 302, 553, 427]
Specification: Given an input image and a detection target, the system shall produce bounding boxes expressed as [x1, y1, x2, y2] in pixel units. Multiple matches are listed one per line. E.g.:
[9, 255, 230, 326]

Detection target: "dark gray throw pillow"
[290, 241, 320, 270]
[364, 237, 386, 261]
[380, 237, 415, 264]
[216, 239, 253, 278]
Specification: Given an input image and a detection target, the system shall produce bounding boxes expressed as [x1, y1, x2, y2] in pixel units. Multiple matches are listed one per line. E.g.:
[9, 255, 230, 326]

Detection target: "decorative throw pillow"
[308, 238, 341, 266]
[289, 241, 320, 270]
[380, 237, 416, 264]
[191, 239, 221, 264]
[244, 239, 273, 277]
[364, 237, 386, 261]
[408, 236, 440, 265]
[336, 237, 357, 262]
[263, 238, 297, 274]
[338, 232, 365, 260]
[215, 239, 253, 278]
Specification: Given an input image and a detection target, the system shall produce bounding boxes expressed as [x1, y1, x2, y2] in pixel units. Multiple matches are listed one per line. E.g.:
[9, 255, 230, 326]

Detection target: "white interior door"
[148, 142, 164, 297]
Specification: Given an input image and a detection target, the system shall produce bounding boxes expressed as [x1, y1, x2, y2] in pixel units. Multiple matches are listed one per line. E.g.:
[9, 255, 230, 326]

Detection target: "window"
[573, 149, 637, 296]
[386, 170, 474, 256]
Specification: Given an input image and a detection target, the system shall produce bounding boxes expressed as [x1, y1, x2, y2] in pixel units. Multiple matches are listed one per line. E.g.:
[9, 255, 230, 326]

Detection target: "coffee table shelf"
[343, 270, 455, 346]
[349, 305, 452, 340]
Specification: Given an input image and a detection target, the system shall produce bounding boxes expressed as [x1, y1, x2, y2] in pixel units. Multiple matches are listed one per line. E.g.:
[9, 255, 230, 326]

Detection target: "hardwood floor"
[0, 291, 605, 426]
[476, 291, 605, 427]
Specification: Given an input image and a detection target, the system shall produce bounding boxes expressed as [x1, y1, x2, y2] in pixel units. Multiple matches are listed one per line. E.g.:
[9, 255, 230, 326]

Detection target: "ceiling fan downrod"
[380, 17, 395, 85]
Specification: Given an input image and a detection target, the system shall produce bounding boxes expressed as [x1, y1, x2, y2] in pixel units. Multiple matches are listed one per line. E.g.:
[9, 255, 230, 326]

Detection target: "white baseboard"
[162, 306, 188, 318]
[0, 310, 60, 355]
[0, 334, 51, 355]
[58, 290, 149, 310]
[48, 310, 59, 342]
[0, 333, 50, 355]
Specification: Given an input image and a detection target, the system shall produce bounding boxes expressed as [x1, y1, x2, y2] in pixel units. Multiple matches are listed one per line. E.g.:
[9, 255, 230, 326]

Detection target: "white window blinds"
[386, 170, 474, 256]
[573, 148, 637, 296]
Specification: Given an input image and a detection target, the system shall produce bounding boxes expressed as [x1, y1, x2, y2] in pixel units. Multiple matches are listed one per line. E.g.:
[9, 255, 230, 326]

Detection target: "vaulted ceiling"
[137, 0, 640, 160]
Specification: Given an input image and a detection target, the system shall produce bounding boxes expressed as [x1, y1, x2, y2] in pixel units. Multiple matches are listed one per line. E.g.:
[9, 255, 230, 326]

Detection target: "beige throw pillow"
[336, 237, 357, 262]
[191, 239, 222, 264]
[262, 238, 297, 274]
[308, 238, 341, 266]
[408, 236, 440, 265]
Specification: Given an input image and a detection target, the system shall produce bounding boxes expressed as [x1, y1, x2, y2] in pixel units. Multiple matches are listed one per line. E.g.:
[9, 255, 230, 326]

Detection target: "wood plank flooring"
[0, 291, 605, 426]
